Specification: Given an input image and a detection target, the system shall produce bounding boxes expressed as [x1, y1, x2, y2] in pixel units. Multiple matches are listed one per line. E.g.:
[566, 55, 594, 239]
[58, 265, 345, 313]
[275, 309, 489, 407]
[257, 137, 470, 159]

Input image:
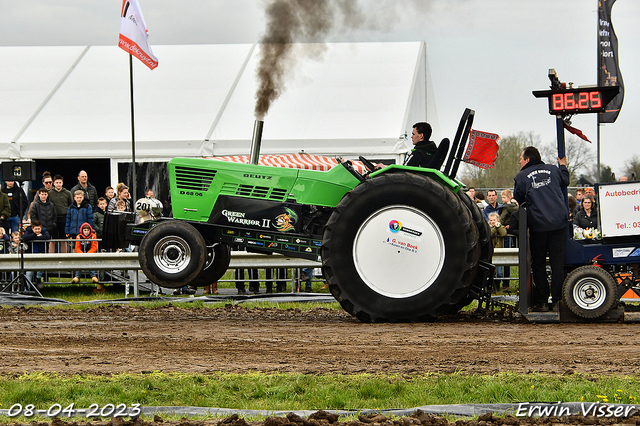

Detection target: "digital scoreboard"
[533, 86, 619, 115]
[532, 69, 619, 115]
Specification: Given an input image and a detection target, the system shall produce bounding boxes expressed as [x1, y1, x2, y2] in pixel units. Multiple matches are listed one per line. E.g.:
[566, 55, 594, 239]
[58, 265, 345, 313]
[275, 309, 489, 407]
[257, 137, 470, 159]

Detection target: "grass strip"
[1, 300, 344, 311]
[0, 372, 638, 414]
[22, 279, 334, 304]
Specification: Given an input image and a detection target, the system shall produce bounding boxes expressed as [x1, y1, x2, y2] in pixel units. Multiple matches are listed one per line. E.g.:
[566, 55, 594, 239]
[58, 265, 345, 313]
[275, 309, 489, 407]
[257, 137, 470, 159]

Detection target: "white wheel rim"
[572, 277, 607, 310]
[353, 205, 444, 298]
[153, 235, 192, 274]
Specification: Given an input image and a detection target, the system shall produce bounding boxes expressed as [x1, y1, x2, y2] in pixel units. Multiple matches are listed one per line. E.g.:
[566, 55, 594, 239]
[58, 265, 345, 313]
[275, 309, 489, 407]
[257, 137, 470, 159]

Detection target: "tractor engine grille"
[174, 166, 217, 191]
[220, 183, 288, 201]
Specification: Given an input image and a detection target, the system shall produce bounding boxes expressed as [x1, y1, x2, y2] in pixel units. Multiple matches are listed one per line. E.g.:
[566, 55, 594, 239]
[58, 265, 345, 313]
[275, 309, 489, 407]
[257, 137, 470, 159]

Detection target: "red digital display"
[533, 85, 619, 116]
[551, 91, 602, 113]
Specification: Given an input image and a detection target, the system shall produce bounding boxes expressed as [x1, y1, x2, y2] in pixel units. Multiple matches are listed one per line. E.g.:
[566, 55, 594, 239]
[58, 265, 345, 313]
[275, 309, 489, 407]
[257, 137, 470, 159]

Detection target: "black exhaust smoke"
[254, 0, 360, 120]
[253, 0, 432, 120]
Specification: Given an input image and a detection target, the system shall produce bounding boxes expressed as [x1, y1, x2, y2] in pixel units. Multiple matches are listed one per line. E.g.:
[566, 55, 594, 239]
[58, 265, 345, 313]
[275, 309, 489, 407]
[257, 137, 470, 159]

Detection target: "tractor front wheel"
[139, 221, 206, 289]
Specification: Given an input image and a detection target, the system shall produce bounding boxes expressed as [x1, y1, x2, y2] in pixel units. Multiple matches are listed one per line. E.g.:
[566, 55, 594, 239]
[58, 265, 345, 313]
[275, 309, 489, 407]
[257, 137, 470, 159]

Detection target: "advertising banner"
[597, 0, 623, 123]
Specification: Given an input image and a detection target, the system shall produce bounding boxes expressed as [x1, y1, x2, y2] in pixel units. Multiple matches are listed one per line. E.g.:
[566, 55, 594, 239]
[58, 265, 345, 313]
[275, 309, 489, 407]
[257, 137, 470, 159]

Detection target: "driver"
[404, 122, 437, 167]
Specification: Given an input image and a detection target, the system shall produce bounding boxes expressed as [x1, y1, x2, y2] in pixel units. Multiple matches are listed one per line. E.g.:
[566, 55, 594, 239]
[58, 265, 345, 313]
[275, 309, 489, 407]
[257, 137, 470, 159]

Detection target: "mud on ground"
[1, 304, 639, 376]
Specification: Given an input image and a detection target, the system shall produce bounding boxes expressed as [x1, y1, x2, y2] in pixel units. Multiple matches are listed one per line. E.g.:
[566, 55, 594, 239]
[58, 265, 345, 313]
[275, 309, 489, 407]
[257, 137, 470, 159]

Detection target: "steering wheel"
[340, 160, 365, 182]
[359, 156, 377, 175]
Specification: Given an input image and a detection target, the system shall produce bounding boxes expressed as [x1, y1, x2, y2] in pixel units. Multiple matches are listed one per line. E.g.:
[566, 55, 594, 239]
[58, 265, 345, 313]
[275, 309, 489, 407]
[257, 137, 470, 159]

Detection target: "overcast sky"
[2, 0, 639, 175]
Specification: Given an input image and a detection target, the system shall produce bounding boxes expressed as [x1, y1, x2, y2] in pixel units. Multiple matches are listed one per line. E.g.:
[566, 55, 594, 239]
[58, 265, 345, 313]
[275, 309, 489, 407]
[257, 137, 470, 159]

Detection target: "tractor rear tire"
[562, 265, 617, 319]
[439, 191, 494, 314]
[322, 172, 479, 322]
[188, 242, 232, 287]
[139, 221, 206, 289]
[458, 191, 493, 263]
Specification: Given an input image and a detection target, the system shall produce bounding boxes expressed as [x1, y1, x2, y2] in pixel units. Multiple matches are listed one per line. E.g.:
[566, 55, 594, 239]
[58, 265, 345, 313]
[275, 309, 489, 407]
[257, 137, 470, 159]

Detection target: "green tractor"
[129, 109, 493, 321]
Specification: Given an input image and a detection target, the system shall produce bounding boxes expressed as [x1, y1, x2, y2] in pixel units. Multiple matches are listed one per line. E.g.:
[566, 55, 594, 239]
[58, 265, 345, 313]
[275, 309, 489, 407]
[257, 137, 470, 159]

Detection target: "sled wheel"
[562, 265, 617, 319]
[322, 172, 479, 322]
[139, 221, 206, 289]
[188, 242, 232, 287]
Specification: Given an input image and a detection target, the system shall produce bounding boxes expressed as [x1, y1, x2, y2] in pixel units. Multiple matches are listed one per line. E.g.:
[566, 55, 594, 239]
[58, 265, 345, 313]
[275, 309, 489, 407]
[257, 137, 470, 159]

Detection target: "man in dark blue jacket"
[65, 190, 94, 239]
[514, 146, 569, 312]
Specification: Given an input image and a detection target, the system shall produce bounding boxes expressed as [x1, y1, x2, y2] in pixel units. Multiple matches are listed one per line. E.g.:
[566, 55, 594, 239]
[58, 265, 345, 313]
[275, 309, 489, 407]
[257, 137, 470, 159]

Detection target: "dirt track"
[1, 304, 640, 376]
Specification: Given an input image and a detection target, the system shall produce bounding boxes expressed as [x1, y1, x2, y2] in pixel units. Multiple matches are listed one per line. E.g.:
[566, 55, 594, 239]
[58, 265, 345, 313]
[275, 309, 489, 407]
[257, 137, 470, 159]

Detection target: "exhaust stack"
[249, 120, 264, 165]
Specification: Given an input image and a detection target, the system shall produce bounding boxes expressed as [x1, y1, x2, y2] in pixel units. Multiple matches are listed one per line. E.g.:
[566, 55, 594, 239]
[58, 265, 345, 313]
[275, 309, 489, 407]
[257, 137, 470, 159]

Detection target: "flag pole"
[596, 123, 601, 181]
[596, 0, 601, 181]
[119, 0, 158, 204]
[128, 54, 137, 203]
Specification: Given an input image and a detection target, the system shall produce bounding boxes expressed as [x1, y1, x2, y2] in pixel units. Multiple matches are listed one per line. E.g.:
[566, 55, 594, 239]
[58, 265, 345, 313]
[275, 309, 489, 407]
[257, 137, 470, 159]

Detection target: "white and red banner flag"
[463, 130, 500, 169]
[118, 0, 158, 70]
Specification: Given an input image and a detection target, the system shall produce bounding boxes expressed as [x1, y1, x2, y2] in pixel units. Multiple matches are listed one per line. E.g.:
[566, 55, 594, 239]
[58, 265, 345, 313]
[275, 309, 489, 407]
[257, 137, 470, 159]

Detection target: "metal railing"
[0, 249, 519, 297]
[0, 251, 323, 297]
[0, 249, 520, 270]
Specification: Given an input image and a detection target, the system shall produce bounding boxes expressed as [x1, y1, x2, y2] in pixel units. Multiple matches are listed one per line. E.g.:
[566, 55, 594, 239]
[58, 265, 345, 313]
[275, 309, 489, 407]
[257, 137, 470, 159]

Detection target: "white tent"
[0, 41, 433, 179]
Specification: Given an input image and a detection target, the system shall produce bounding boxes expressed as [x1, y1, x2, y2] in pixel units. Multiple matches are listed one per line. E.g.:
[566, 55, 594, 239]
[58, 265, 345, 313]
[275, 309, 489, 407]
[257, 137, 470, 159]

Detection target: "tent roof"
[0, 42, 429, 161]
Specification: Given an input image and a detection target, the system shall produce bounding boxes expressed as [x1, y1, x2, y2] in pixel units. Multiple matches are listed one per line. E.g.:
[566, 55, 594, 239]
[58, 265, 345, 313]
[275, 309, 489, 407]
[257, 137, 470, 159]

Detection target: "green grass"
[0, 372, 638, 418]
[30, 269, 331, 303]
[0, 297, 343, 312]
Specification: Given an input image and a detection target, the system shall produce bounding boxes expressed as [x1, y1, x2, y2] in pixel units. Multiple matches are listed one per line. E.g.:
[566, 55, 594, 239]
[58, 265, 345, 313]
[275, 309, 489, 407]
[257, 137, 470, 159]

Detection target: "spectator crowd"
[0, 170, 142, 293]
[0, 170, 319, 296]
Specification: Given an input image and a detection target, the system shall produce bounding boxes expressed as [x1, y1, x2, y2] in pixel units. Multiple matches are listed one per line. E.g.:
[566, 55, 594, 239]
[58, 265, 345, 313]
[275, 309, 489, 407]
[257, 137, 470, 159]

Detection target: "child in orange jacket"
[72, 222, 103, 293]
[75, 222, 97, 254]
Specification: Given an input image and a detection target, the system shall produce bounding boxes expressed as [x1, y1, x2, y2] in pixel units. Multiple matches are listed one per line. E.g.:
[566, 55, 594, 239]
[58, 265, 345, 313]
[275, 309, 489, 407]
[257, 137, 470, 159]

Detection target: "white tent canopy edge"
[0, 41, 435, 180]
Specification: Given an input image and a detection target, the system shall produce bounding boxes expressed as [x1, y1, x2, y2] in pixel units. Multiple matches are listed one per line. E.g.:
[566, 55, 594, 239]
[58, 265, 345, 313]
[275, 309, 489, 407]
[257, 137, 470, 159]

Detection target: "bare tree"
[622, 155, 640, 181]
[540, 136, 595, 186]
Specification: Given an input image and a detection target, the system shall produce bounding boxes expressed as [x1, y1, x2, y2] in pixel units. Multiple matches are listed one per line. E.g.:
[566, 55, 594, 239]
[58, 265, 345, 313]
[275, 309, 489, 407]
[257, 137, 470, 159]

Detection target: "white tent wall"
[0, 46, 90, 159]
[402, 42, 429, 149]
[0, 41, 431, 179]
[11, 44, 255, 160]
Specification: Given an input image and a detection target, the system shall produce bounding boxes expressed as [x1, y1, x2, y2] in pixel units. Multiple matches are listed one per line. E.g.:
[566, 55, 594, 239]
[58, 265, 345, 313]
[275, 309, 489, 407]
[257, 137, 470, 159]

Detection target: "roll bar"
[443, 108, 475, 180]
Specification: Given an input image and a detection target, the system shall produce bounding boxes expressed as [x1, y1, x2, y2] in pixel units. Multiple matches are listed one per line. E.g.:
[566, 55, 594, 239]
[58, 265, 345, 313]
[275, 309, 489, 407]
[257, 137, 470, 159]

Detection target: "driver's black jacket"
[513, 158, 569, 232]
[404, 140, 437, 167]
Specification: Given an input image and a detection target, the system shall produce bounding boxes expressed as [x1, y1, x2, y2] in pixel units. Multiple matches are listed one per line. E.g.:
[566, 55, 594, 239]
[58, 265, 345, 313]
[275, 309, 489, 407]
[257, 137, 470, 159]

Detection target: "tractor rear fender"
[369, 164, 464, 193]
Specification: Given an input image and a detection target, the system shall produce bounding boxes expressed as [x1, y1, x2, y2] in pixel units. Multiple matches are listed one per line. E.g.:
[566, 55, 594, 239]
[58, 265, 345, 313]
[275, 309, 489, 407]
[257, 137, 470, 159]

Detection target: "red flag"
[118, 0, 158, 70]
[563, 123, 591, 143]
[463, 130, 499, 169]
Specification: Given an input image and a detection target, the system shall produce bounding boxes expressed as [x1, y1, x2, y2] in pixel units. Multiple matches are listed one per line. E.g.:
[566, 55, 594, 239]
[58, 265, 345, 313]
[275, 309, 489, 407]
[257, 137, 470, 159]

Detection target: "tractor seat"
[424, 138, 450, 170]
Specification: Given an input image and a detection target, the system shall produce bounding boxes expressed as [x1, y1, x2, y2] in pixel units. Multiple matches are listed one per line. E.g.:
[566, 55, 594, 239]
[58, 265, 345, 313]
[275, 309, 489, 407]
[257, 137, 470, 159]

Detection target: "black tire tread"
[439, 192, 494, 314]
